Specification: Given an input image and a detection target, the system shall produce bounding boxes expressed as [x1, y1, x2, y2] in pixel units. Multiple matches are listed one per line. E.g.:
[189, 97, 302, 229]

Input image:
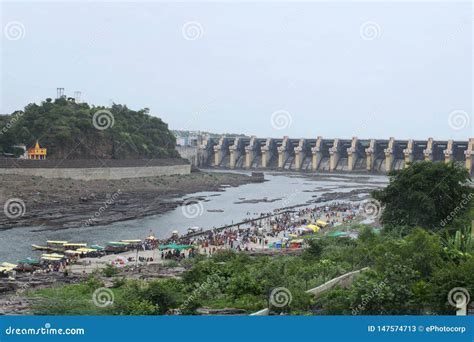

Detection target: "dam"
[179, 136, 474, 174]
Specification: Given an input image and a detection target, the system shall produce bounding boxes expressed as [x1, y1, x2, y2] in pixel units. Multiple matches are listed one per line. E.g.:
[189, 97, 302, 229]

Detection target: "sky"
[1, 0, 472, 140]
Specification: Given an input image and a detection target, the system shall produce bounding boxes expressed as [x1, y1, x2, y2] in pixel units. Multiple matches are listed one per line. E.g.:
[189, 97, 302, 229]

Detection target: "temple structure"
[27, 141, 47, 160]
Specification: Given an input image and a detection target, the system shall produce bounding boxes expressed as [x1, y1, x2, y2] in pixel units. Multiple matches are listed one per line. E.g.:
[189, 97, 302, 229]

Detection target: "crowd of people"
[4, 202, 365, 278]
[154, 201, 364, 258]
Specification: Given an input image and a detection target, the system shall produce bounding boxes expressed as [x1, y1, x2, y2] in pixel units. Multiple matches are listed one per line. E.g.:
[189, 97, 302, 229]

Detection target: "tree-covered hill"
[0, 98, 179, 159]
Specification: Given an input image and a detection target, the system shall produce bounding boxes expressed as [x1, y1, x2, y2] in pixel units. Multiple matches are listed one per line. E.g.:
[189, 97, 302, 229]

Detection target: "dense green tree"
[0, 98, 178, 159]
[427, 258, 474, 315]
[373, 161, 472, 234]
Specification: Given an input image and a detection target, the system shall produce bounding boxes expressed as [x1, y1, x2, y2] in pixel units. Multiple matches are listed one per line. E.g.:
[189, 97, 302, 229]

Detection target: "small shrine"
[27, 140, 47, 160]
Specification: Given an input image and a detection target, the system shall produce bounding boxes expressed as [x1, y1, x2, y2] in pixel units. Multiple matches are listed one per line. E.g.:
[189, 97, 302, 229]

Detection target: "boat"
[90, 245, 105, 251]
[32, 244, 63, 252]
[46, 240, 68, 247]
[1, 262, 17, 271]
[120, 240, 142, 247]
[64, 250, 81, 256]
[105, 241, 130, 254]
[187, 226, 202, 234]
[41, 253, 65, 261]
[32, 244, 50, 251]
[42, 253, 65, 258]
[41, 256, 63, 262]
[63, 243, 87, 250]
[76, 247, 98, 255]
[17, 258, 40, 265]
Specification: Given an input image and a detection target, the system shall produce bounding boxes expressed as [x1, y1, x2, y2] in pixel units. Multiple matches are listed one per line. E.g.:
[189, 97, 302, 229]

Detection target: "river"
[0, 171, 388, 262]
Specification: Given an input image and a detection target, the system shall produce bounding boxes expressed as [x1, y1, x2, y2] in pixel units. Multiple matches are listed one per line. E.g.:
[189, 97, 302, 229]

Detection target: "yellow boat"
[64, 250, 81, 255]
[76, 248, 97, 254]
[41, 256, 62, 261]
[47, 240, 68, 246]
[63, 243, 87, 249]
[41, 253, 65, 259]
[1, 262, 17, 271]
[32, 244, 50, 251]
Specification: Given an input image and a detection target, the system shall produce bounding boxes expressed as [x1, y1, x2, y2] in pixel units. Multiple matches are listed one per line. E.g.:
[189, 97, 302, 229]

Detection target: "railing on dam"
[177, 136, 474, 174]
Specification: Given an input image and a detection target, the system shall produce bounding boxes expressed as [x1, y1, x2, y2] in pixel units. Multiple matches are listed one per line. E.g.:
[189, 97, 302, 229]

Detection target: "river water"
[0, 171, 388, 262]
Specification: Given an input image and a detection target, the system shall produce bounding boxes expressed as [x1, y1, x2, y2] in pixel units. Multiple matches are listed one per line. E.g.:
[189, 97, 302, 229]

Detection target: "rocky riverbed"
[0, 263, 188, 315]
[0, 171, 258, 231]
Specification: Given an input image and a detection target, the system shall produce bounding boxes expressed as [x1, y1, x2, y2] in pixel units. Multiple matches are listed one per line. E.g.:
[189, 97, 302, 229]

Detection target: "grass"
[28, 283, 118, 315]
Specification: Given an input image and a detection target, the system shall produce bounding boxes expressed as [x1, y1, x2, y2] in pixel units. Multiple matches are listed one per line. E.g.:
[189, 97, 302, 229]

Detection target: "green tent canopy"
[17, 258, 40, 265]
[159, 243, 193, 251]
[90, 245, 105, 250]
[328, 231, 349, 237]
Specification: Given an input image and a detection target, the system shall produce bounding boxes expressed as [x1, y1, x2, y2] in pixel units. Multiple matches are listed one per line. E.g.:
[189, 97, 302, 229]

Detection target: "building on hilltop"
[27, 141, 47, 160]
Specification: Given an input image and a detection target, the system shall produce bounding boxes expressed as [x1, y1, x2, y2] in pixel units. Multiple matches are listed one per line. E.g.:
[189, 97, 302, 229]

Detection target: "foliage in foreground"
[372, 161, 472, 235]
[29, 225, 474, 316]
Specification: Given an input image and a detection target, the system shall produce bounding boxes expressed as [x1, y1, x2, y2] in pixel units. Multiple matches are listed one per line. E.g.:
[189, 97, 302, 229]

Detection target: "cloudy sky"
[1, 0, 472, 140]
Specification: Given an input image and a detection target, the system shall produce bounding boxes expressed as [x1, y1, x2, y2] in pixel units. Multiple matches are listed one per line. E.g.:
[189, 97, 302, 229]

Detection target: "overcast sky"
[1, 0, 472, 140]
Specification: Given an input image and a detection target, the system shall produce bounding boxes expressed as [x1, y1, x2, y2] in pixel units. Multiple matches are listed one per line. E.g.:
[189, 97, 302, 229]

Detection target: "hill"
[0, 98, 178, 159]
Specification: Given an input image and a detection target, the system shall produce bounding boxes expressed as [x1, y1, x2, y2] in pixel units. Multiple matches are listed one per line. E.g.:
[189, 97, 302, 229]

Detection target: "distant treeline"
[173, 130, 248, 138]
[0, 98, 178, 159]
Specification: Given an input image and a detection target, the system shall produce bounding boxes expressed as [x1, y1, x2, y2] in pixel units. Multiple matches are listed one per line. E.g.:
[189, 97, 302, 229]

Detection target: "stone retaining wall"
[0, 159, 191, 180]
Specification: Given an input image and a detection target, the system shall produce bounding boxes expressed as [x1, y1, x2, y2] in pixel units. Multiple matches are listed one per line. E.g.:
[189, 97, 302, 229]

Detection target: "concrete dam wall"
[177, 136, 474, 174]
[0, 158, 191, 180]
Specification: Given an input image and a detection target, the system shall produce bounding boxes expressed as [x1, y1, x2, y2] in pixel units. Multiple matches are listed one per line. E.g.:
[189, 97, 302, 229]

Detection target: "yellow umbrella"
[307, 224, 320, 232]
[316, 220, 328, 228]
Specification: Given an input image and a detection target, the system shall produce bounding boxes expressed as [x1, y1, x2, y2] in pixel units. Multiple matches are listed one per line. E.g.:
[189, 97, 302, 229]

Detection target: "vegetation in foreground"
[28, 162, 474, 315]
